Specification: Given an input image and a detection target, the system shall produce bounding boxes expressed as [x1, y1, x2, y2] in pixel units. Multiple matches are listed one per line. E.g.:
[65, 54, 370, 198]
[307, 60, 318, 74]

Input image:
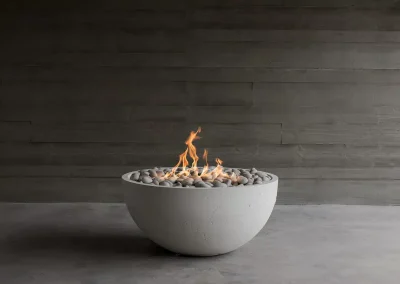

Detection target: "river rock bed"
[130, 167, 272, 188]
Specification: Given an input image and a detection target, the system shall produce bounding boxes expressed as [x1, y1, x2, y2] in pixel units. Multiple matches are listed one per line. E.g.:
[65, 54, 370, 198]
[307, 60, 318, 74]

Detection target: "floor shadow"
[3, 226, 175, 259]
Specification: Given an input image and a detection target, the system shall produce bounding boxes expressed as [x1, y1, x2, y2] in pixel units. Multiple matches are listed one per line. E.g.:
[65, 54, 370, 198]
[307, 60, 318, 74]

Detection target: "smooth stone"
[195, 182, 210, 188]
[149, 169, 157, 178]
[140, 170, 150, 176]
[152, 179, 159, 185]
[159, 181, 171, 187]
[131, 172, 140, 181]
[238, 176, 248, 185]
[254, 179, 263, 184]
[141, 176, 153, 184]
[156, 170, 164, 176]
[250, 168, 258, 174]
[174, 182, 182, 187]
[212, 180, 223, 187]
[243, 172, 252, 179]
[205, 181, 214, 187]
[224, 180, 232, 186]
[194, 177, 203, 183]
[246, 178, 254, 185]
[232, 169, 240, 176]
[182, 178, 194, 186]
[256, 171, 267, 178]
[237, 184, 244, 187]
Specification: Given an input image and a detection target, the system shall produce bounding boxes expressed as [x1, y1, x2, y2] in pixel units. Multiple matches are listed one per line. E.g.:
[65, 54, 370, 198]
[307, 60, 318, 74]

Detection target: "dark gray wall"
[2, 0, 400, 204]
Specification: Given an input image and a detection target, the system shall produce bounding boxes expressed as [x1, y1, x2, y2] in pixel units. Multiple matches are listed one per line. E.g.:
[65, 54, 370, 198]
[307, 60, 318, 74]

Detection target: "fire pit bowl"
[122, 169, 278, 256]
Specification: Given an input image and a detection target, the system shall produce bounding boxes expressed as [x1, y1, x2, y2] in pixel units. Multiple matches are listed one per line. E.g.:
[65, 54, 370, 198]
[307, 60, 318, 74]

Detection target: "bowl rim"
[121, 168, 278, 189]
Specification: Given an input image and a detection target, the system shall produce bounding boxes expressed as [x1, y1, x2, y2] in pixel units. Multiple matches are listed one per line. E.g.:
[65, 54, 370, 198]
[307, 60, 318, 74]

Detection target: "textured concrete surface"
[0, 203, 399, 284]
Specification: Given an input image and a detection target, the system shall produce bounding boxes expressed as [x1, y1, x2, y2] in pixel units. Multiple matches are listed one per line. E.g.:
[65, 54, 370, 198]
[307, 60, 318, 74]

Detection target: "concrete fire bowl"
[122, 170, 278, 256]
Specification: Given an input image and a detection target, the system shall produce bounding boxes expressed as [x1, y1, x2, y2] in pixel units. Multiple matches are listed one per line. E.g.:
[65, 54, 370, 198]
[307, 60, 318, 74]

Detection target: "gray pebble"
[238, 176, 248, 185]
[159, 181, 171, 187]
[246, 178, 254, 185]
[131, 172, 140, 181]
[256, 171, 267, 178]
[224, 179, 232, 187]
[194, 177, 203, 183]
[232, 169, 240, 176]
[195, 182, 210, 188]
[156, 170, 164, 177]
[254, 179, 263, 184]
[220, 183, 228, 187]
[212, 180, 223, 187]
[148, 169, 157, 178]
[141, 176, 153, 184]
[152, 179, 159, 185]
[140, 170, 150, 176]
[250, 168, 257, 174]
[174, 182, 182, 187]
[243, 172, 252, 179]
[182, 178, 194, 186]
[205, 181, 214, 187]
[237, 184, 244, 187]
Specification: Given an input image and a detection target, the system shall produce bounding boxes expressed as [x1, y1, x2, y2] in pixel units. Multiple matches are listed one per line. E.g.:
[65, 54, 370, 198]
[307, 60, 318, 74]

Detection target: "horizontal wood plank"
[30, 123, 281, 144]
[5, 67, 400, 83]
[0, 53, 186, 67]
[3, 43, 400, 69]
[273, 167, 400, 180]
[1, 177, 399, 205]
[2, 143, 400, 168]
[190, 9, 400, 30]
[1, 166, 400, 180]
[190, 30, 400, 43]
[187, 43, 400, 68]
[0, 82, 253, 106]
[7, 30, 400, 55]
[282, 123, 400, 145]
[278, 179, 400, 205]
[3, 0, 400, 11]
[1, 31, 186, 53]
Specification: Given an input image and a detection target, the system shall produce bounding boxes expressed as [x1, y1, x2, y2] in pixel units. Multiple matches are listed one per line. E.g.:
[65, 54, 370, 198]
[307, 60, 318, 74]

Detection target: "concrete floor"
[0, 203, 399, 284]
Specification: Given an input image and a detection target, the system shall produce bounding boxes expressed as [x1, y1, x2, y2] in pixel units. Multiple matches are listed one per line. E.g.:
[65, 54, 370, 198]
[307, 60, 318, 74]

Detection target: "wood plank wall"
[1, 0, 400, 204]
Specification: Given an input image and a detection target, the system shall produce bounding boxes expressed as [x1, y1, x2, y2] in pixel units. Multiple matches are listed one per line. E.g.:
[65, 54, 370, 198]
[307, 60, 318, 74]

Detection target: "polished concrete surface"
[0, 203, 399, 284]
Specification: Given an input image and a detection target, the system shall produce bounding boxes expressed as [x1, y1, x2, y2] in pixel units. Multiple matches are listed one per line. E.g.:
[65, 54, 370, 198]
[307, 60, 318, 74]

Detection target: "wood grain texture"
[3, 0, 400, 11]
[5, 67, 400, 83]
[2, 1, 400, 203]
[189, 9, 400, 30]
[2, 143, 400, 168]
[1, 166, 400, 180]
[0, 177, 399, 205]
[283, 123, 400, 145]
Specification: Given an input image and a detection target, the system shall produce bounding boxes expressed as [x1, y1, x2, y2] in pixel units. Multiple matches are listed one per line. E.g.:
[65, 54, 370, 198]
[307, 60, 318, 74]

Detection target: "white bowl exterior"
[122, 171, 278, 256]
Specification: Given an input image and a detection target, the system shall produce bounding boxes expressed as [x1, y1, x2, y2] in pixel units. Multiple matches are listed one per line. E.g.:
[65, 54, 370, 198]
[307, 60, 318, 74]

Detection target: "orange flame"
[165, 127, 228, 181]
[185, 127, 201, 170]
